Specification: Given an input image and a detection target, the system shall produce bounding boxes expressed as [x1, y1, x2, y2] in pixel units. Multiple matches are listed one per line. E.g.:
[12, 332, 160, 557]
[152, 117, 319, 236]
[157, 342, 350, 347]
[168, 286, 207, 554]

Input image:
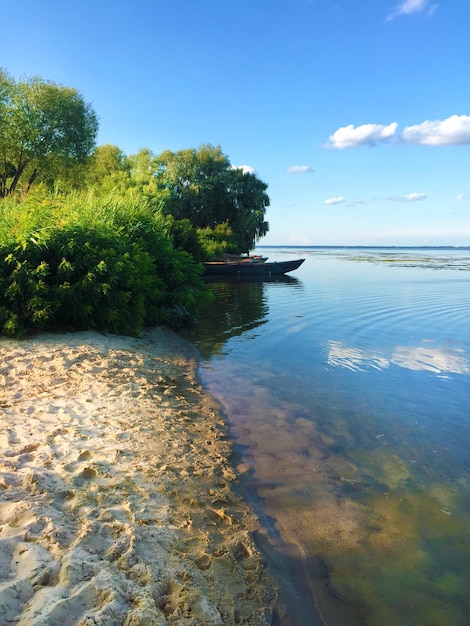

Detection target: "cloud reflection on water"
[327, 340, 469, 376]
[327, 341, 389, 372]
[391, 345, 469, 375]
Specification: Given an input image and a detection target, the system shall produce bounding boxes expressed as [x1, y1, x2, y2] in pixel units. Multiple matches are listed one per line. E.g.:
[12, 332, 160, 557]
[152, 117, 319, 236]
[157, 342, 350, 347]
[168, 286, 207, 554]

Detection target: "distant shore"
[0, 328, 276, 625]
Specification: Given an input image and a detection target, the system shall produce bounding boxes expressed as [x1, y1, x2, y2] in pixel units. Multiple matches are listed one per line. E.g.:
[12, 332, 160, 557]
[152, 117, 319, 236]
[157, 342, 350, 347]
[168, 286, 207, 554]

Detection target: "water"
[181, 247, 470, 626]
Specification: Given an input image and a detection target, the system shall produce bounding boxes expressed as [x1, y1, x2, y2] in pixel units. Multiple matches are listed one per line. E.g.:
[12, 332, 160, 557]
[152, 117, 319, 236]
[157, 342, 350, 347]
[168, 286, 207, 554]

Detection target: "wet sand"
[0, 328, 276, 625]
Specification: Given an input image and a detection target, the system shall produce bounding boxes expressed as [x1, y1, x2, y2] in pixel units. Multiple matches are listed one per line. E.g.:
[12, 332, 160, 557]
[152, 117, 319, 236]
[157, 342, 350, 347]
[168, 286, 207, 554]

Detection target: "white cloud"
[327, 122, 398, 149]
[326, 115, 470, 149]
[401, 115, 470, 146]
[287, 165, 315, 173]
[230, 164, 255, 174]
[456, 194, 464, 201]
[387, 0, 437, 21]
[390, 193, 427, 202]
[324, 196, 345, 206]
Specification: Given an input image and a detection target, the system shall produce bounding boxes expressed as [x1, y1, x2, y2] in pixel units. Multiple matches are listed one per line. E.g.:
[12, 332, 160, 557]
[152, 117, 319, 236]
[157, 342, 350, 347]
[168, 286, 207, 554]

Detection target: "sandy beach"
[0, 328, 276, 625]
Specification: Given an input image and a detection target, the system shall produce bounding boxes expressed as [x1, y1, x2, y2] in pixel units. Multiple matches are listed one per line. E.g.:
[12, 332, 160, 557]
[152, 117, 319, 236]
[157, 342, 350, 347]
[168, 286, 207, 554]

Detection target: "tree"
[81, 143, 131, 192]
[88, 144, 129, 182]
[0, 69, 98, 197]
[223, 166, 270, 253]
[125, 148, 162, 198]
[152, 144, 270, 253]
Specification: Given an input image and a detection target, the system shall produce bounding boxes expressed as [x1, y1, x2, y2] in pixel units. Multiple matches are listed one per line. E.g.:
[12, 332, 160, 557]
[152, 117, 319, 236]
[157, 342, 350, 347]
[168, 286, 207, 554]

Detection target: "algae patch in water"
[314, 447, 470, 626]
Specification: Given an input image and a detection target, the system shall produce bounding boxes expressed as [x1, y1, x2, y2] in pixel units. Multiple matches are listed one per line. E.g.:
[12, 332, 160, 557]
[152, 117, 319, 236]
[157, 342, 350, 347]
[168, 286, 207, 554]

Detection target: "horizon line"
[256, 244, 470, 249]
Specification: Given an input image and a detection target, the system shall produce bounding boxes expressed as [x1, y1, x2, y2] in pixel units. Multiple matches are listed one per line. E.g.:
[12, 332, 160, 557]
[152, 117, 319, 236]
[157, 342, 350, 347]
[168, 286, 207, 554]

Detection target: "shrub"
[0, 190, 212, 337]
[0, 226, 150, 336]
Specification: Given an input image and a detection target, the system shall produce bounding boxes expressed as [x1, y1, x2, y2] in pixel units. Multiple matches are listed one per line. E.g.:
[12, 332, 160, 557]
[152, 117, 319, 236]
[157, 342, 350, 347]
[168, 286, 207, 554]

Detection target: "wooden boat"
[204, 258, 305, 276]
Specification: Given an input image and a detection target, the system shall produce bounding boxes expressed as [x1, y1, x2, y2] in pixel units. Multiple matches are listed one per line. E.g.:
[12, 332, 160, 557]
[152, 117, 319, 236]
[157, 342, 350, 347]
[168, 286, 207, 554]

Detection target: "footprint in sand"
[64, 450, 94, 475]
[80, 467, 98, 480]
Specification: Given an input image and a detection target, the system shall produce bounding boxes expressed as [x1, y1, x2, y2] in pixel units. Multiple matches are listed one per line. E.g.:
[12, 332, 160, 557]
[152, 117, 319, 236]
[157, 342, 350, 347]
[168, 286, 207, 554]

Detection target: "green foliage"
[0, 188, 211, 337]
[78, 143, 271, 257]
[0, 226, 144, 336]
[0, 68, 269, 336]
[164, 217, 205, 261]
[80, 144, 132, 193]
[153, 144, 230, 225]
[196, 223, 238, 259]
[223, 167, 270, 253]
[128, 144, 270, 255]
[0, 69, 98, 197]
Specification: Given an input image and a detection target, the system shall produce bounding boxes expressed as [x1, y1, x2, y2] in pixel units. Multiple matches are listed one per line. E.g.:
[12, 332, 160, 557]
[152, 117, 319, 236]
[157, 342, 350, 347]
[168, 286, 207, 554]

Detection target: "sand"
[0, 328, 276, 625]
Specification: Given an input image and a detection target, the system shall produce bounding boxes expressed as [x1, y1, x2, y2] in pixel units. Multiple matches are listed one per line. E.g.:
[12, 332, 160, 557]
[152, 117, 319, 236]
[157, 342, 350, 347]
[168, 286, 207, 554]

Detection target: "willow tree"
[152, 144, 270, 254]
[0, 69, 98, 197]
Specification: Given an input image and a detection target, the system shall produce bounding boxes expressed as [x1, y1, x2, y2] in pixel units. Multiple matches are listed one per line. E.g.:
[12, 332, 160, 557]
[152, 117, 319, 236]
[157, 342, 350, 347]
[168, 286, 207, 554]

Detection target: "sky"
[1, 0, 469, 246]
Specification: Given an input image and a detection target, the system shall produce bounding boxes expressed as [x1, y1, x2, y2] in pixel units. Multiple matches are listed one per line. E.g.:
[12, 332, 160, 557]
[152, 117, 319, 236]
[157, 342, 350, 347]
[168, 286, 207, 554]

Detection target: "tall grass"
[0, 185, 160, 239]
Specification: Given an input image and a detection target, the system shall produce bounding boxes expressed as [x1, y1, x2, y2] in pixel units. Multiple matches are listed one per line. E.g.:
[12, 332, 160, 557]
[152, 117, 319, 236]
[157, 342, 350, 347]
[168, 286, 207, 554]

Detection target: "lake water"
[181, 247, 470, 626]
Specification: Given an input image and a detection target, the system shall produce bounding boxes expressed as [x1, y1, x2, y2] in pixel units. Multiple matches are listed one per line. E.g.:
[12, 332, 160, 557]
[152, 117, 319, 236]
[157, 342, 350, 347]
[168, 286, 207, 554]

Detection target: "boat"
[203, 258, 305, 276]
[220, 253, 268, 263]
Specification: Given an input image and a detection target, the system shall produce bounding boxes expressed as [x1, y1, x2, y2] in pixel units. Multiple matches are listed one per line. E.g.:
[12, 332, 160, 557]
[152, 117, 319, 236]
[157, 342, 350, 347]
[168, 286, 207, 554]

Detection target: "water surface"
[182, 247, 470, 626]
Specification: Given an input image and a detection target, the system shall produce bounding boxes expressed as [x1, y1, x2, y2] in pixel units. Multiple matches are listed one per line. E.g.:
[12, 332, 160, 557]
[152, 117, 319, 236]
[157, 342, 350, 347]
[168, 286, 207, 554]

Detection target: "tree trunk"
[26, 167, 38, 192]
[7, 161, 27, 195]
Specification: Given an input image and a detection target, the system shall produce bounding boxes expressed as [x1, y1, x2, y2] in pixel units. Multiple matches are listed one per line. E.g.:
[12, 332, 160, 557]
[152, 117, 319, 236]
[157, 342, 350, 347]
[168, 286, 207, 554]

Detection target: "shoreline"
[0, 328, 277, 625]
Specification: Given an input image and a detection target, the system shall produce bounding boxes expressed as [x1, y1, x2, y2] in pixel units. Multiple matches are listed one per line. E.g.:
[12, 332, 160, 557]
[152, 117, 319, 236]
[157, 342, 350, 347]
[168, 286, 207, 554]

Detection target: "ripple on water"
[187, 248, 470, 626]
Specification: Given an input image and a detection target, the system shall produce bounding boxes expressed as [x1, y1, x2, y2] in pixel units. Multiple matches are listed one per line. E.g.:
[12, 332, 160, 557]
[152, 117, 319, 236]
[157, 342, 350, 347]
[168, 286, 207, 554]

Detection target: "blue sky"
[2, 0, 469, 246]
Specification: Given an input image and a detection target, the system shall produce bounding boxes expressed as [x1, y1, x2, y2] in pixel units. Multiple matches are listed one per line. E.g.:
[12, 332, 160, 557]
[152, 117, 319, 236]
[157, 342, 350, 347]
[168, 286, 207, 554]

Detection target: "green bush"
[164, 217, 206, 262]
[0, 190, 212, 337]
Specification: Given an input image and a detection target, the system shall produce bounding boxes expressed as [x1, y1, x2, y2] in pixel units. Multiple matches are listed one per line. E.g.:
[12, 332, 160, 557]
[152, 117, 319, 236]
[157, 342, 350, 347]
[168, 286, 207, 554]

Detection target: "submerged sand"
[0, 328, 276, 625]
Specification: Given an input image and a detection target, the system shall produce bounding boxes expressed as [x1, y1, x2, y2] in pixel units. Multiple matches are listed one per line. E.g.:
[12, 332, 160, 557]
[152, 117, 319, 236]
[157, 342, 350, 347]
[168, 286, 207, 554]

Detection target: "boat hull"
[203, 258, 305, 276]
